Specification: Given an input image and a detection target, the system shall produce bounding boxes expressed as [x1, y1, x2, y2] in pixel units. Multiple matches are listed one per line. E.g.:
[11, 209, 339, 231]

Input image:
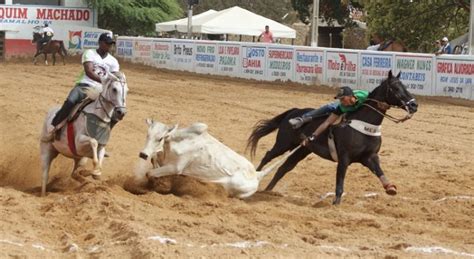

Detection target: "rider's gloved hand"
[301, 135, 316, 146]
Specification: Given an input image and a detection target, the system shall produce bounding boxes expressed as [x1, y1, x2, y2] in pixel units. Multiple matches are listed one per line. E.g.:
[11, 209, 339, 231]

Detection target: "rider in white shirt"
[44, 33, 119, 141]
[38, 23, 54, 49]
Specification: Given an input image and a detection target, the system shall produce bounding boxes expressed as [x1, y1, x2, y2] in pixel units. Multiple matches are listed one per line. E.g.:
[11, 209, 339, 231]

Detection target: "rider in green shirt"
[288, 86, 369, 146]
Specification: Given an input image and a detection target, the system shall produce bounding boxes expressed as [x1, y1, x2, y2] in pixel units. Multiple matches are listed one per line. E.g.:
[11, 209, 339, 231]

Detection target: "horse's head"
[102, 72, 129, 120]
[373, 71, 418, 116]
[32, 32, 42, 43]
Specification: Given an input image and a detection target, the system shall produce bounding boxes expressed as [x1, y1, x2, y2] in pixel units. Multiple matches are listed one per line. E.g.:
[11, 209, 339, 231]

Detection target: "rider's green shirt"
[336, 90, 369, 114]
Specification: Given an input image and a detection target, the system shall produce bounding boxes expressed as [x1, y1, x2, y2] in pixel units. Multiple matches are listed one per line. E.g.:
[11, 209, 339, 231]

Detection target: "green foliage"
[86, 0, 182, 36]
[365, 0, 469, 52]
[291, 0, 353, 26]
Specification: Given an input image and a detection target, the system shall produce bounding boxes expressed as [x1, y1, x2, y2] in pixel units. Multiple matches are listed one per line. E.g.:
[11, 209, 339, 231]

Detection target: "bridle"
[362, 79, 415, 123]
[97, 78, 127, 120]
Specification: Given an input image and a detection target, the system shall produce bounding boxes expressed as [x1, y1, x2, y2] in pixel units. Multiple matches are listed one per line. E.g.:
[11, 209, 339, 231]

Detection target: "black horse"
[247, 71, 418, 205]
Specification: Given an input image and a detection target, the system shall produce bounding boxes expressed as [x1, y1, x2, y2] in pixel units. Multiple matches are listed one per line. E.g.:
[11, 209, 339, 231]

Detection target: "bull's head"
[139, 118, 178, 161]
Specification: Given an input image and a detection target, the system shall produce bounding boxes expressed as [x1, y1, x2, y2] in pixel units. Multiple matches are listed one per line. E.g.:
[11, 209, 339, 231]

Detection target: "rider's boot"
[288, 116, 313, 129]
[42, 100, 75, 142]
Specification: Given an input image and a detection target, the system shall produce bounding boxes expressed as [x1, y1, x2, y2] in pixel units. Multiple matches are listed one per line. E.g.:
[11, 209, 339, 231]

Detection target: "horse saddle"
[54, 99, 93, 140]
[378, 40, 394, 51]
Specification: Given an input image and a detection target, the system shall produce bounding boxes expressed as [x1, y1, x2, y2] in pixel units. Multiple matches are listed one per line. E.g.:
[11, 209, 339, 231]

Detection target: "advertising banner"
[241, 45, 266, 80]
[116, 38, 134, 59]
[266, 46, 294, 81]
[172, 40, 194, 72]
[217, 43, 241, 76]
[394, 54, 434, 96]
[325, 51, 358, 88]
[151, 39, 172, 68]
[359, 52, 393, 91]
[435, 57, 474, 99]
[294, 48, 324, 85]
[133, 39, 153, 65]
[194, 41, 217, 75]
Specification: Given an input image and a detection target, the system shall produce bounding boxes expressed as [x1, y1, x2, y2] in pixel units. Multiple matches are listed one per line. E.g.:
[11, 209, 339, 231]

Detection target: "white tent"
[155, 9, 217, 32]
[185, 6, 296, 39]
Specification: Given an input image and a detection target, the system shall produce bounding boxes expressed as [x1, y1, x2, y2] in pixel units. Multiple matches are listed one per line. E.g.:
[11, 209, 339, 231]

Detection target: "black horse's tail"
[59, 41, 68, 56]
[247, 108, 298, 158]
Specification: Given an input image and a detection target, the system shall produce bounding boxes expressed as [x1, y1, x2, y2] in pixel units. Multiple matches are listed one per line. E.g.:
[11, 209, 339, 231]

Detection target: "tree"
[86, 0, 183, 36]
[365, 0, 469, 52]
[291, 0, 356, 26]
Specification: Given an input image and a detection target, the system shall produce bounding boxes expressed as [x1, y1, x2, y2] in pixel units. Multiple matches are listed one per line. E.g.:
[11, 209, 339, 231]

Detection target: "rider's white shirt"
[76, 49, 120, 91]
[42, 27, 54, 36]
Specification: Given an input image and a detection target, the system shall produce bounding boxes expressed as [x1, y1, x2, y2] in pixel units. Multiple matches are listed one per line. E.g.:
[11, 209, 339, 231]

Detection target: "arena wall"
[116, 36, 474, 100]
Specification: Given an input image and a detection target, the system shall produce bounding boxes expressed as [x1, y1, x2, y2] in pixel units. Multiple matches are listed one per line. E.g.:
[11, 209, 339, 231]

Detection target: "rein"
[96, 79, 126, 121]
[363, 97, 413, 123]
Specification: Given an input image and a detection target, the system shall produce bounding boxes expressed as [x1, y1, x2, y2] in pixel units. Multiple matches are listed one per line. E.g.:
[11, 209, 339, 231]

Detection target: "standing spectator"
[434, 40, 443, 55]
[441, 37, 452, 54]
[258, 25, 274, 43]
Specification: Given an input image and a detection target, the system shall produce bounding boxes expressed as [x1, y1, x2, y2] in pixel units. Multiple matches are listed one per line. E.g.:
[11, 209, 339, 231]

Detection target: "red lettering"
[76, 10, 83, 20]
[36, 8, 46, 19]
[18, 8, 27, 19]
[68, 10, 75, 20]
[84, 10, 89, 21]
[53, 9, 60, 20]
[60, 9, 68, 20]
[46, 9, 53, 20]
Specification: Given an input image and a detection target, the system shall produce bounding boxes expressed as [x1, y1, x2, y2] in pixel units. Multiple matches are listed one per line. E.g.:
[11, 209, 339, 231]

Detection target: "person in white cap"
[441, 37, 452, 54]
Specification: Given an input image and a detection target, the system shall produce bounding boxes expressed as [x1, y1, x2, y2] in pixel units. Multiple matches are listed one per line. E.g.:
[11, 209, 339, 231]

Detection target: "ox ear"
[145, 118, 154, 126]
[165, 124, 178, 139]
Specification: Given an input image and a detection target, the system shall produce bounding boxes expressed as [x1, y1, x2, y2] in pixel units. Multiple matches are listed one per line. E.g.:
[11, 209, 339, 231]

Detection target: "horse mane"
[368, 78, 389, 99]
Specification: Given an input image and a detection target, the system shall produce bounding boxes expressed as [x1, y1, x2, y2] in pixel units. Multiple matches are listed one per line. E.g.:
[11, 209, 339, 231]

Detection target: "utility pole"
[311, 0, 320, 47]
[469, 0, 474, 55]
[187, 0, 199, 39]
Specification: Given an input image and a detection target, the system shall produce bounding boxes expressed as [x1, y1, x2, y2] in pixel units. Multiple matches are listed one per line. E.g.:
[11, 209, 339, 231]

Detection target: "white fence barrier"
[116, 36, 474, 100]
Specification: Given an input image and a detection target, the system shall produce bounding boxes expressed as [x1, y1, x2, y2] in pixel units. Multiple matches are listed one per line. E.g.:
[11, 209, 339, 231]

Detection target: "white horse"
[39, 72, 128, 196]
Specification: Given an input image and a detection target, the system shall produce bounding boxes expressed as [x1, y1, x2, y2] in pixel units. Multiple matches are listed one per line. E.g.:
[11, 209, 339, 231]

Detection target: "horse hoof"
[384, 183, 397, 195]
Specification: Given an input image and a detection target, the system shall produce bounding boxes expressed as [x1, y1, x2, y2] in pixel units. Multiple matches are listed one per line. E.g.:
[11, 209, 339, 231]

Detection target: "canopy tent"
[183, 6, 296, 39]
[156, 6, 296, 39]
[155, 9, 217, 32]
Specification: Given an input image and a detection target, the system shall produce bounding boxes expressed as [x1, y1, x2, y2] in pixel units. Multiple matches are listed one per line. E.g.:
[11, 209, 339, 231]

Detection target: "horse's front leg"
[361, 154, 397, 195]
[77, 135, 101, 178]
[44, 53, 48, 66]
[71, 157, 89, 183]
[333, 158, 350, 205]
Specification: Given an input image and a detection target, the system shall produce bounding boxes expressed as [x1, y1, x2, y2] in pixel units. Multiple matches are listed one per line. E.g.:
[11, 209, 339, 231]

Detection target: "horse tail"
[246, 108, 298, 158]
[59, 41, 68, 56]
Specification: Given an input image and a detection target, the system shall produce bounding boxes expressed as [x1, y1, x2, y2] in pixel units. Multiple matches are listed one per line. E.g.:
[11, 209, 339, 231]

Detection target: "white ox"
[138, 119, 298, 198]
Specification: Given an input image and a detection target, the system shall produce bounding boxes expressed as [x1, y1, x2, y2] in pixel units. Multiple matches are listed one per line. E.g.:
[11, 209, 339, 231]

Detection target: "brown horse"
[371, 34, 407, 52]
[32, 32, 67, 65]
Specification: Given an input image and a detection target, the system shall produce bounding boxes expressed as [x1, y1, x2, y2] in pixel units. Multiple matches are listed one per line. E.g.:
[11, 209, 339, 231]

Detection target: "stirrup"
[289, 117, 304, 129]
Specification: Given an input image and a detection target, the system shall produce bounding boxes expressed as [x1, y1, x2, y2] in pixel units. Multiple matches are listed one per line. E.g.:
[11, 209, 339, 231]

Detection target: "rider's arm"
[83, 61, 102, 83]
[311, 113, 340, 139]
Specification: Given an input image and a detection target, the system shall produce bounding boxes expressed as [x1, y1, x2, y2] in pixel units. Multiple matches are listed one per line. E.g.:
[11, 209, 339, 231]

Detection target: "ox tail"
[256, 145, 302, 181]
[59, 41, 68, 56]
[246, 108, 298, 159]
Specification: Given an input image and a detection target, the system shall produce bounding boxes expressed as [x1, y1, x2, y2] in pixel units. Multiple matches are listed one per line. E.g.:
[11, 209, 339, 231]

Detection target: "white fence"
[116, 36, 474, 100]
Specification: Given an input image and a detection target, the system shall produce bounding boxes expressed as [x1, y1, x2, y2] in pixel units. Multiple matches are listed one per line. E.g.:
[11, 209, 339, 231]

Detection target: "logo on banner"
[68, 31, 82, 49]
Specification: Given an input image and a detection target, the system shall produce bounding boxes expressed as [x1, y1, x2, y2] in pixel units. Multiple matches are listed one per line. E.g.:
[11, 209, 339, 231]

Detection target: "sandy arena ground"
[0, 60, 473, 258]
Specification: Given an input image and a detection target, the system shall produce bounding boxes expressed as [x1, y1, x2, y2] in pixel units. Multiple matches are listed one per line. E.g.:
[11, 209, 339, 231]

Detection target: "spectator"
[367, 39, 381, 51]
[440, 37, 452, 54]
[258, 25, 274, 43]
[434, 40, 443, 55]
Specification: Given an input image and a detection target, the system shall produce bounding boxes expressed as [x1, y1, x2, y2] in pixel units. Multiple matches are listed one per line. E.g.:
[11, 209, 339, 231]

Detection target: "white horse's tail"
[256, 145, 302, 181]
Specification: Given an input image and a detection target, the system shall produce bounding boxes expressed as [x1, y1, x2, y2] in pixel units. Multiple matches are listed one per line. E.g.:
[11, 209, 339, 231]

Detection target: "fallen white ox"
[138, 119, 298, 198]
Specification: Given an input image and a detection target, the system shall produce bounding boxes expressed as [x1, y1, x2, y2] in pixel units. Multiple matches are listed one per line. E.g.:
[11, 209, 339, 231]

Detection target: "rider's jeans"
[302, 101, 339, 119]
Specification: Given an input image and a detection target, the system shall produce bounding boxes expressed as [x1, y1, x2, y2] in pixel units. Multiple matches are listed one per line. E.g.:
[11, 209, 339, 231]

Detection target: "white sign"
[435, 57, 474, 99]
[325, 51, 358, 88]
[266, 47, 294, 81]
[241, 45, 266, 80]
[360, 52, 393, 90]
[217, 43, 241, 76]
[194, 41, 217, 75]
[133, 39, 153, 65]
[172, 40, 194, 72]
[152, 40, 172, 68]
[294, 48, 324, 85]
[394, 54, 434, 96]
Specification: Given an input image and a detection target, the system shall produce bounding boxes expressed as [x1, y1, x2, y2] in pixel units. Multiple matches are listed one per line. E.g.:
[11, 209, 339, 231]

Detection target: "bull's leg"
[264, 147, 311, 191]
[40, 142, 59, 196]
[333, 158, 350, 205]
[146, 164, 179, 179]
[361, 154, 397, 196]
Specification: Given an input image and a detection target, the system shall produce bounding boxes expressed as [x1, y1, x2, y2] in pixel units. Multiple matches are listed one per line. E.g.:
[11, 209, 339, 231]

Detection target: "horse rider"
[288, 86, 369, 146]
[44, 33, 119, 141]
[38, 23, 54, 51]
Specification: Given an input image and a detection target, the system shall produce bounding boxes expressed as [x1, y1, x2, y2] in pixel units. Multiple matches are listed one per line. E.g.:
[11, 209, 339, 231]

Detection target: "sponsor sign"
[394, 54, 434, 96]
[325, 51, 358, 88]
[172, 41, 194, 72]
[217, 43, 241, 75]
[294, 48, 324, 84]
[152, 40, 172, 68]
[435, 57, 474, 99]
[267, 47, 294, 81]
[195, 42, 217, 74]
[360, 52, 393, 90]
[241, 45, 266, 80]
